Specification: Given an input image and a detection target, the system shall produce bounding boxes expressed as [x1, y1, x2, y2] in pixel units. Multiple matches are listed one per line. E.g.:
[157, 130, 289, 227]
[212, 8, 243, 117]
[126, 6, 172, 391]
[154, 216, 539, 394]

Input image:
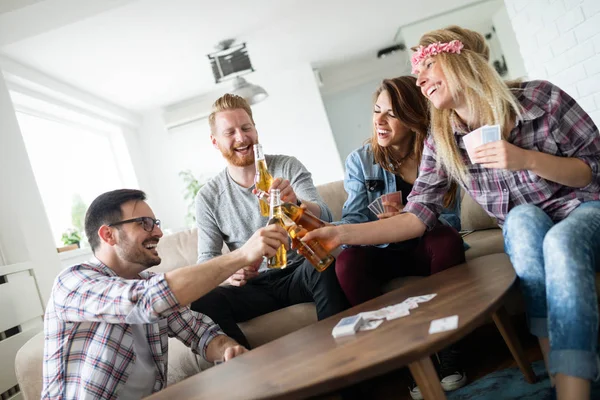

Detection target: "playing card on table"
[399, 299, 419, 310]
[404, 294, 437, 304]
[358, 319, 384, 331]
[428, 315, 459, 334]
[386, 306, 410, 320]
[359, 309, 391, 321]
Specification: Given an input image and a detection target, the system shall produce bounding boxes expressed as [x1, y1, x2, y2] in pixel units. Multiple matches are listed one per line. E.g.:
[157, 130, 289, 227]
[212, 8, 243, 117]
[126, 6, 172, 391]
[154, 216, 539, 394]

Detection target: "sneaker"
[437, 347, 467, 391]
[408, 377, 423, 400]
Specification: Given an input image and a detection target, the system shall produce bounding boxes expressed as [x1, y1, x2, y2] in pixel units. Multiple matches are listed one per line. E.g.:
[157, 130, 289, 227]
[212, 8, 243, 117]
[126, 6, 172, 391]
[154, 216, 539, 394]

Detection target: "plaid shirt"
[42, 258, 223, 400]
[405, 80, 600, 228]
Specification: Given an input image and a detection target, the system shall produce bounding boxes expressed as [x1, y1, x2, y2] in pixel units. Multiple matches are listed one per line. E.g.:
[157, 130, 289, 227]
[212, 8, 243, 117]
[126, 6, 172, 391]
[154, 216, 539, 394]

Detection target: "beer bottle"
[280, 202, 327, 232]
[253, 144, 273, 217]
[271, 190, 334, 272]
[266, 189, 287, 268]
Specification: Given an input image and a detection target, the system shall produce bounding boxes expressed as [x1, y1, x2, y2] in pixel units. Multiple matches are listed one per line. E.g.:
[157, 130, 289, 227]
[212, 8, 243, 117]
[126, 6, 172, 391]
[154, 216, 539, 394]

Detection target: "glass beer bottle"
[280, 202, 327, 232]
[266, 190, 287, 268]
[271, 190, 334, 272]
[253, 144, 273, 217]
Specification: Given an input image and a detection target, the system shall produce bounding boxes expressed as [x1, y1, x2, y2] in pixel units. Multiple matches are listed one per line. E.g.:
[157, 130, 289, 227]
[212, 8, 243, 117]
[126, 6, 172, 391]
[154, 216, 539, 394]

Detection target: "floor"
[315, 314, 543, 399]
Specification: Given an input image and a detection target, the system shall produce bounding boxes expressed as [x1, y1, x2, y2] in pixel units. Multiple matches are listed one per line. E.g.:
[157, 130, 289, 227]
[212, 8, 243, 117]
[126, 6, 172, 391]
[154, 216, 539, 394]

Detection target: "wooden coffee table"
[148, 253, 536, 400]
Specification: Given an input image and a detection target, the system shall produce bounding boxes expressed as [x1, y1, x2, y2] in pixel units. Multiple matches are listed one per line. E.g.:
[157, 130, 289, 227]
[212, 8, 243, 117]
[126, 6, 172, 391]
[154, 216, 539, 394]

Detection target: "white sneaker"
[440, 370, 467, 391]
[408, 382, 423, 400]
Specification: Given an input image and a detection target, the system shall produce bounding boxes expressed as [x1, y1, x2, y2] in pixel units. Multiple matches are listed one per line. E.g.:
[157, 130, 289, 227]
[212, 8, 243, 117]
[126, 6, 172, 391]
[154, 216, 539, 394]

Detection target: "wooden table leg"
[492, 305, 537, 384]
[408, 356, 446, 400]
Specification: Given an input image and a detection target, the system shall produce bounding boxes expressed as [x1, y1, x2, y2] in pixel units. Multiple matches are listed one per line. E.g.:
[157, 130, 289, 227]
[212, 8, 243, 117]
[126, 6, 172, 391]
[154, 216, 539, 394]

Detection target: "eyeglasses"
[108, 217, 161, 232]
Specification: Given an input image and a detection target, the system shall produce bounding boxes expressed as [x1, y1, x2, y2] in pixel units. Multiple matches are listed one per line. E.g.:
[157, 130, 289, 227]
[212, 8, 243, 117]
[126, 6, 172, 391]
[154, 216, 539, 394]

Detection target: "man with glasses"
[42, 189, 288, 399]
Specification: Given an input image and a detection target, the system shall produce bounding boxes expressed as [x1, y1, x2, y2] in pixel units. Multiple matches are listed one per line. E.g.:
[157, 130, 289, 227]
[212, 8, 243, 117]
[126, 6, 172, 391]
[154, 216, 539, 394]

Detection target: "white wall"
[492, 5, 526, 79]
[322, 78, 381, 163]
[504, 0, 600, 125]
[320, 51, 412, 165]
[0, 69, 62, 397]
[138, 63, 344, 231]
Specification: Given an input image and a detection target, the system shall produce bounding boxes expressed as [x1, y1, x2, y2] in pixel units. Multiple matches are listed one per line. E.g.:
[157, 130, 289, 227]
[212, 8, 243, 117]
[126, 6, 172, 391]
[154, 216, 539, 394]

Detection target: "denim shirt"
[337, 143, 461, 247]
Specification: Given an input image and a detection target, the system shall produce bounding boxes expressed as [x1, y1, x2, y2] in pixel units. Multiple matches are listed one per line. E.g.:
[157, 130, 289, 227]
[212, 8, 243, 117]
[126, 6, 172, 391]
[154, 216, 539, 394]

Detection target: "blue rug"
[447, 360, 600, 400]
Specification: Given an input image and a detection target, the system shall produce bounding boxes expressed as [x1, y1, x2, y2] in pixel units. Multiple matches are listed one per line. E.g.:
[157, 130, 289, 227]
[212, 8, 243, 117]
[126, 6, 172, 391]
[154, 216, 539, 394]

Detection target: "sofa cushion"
[460, 191, 498, 231]
[153, 228, 199, 273]
[315, 180, 347, 222]
[463, 229, 505, 260]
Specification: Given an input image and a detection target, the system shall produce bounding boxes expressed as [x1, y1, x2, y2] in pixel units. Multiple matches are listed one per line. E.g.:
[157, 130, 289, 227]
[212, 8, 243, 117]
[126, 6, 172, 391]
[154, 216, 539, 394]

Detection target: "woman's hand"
[472, 141, 531, 171]
[378, 201, 403, 219]
[301, 226, 342, 252]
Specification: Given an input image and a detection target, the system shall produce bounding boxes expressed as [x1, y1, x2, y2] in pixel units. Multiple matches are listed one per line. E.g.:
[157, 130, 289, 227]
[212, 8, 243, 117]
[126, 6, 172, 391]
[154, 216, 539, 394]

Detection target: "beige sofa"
[14, 180, 505, 399]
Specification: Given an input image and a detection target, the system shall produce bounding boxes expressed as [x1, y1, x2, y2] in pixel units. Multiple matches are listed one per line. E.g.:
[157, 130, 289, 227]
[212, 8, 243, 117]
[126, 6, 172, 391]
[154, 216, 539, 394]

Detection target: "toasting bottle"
[266, 190, 287, 268]
[253, 144, 273, 217]
[271, 190, 334, 272]
[279, 202, 327, 232]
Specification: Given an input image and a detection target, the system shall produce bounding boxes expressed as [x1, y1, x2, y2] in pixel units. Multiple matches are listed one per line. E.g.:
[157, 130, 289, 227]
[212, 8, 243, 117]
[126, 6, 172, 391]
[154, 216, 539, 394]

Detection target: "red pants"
[335, 224, 466, 306]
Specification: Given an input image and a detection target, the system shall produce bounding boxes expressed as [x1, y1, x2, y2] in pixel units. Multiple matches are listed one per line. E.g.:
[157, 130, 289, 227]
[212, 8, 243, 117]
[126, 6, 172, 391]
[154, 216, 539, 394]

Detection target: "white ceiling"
[0, 0, 501, 111]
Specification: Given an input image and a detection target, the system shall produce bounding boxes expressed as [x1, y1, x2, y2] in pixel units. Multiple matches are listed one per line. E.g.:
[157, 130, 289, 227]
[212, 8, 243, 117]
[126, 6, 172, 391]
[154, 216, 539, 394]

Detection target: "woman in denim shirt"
[335, 76, 467, 399]
[336, 76, 464, 306]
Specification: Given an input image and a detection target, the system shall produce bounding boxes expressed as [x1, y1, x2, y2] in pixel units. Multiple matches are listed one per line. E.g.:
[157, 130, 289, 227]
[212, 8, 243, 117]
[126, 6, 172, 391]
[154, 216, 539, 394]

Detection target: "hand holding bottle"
[269, 177, 298, 204]
[301, 225, 343, 253]
[238, 224, 289, 266]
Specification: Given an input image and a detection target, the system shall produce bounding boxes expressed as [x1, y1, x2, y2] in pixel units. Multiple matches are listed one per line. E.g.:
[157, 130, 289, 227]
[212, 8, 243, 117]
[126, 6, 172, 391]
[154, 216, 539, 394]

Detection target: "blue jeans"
[503, 202, 600, 381]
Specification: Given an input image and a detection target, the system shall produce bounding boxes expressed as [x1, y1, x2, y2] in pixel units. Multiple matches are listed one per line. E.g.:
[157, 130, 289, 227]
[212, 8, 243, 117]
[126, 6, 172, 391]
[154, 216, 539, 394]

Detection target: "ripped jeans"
[503, 201, 600, 381]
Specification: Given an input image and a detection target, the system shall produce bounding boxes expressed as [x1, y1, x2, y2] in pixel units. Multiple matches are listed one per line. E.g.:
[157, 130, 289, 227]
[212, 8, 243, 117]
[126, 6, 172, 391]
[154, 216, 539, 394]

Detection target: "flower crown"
[411, 40, 464, 74]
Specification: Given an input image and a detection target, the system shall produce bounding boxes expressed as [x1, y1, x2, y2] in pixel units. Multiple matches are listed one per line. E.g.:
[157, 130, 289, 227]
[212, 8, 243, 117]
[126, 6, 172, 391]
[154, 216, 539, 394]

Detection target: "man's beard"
[219, 142, 255, 167]
[115, 233, 161, 269]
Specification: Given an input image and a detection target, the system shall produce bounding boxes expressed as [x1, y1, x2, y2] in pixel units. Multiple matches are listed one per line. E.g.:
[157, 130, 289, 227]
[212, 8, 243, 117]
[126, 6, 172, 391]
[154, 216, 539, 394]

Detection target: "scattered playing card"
[386, 307, 410, 320]
[359, 309, 390, 321]
[429, 315, 459, 334]
[359, 319, 384, 331]
[400, 299, 419, 310]
[405, 294, 437, 304]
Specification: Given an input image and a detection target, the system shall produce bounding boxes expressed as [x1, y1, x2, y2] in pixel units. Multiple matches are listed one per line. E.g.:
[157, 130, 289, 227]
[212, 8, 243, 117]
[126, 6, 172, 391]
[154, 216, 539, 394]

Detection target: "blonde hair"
[369, 76, 457, 208]
[414, 25, 522, 183]
[208, 93, 255, 134]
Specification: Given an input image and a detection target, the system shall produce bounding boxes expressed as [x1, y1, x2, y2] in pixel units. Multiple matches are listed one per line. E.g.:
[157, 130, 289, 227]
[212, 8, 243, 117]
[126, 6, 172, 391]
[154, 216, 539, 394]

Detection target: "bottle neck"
[253, 144, 265, 164]
[269, 191, 281, 218]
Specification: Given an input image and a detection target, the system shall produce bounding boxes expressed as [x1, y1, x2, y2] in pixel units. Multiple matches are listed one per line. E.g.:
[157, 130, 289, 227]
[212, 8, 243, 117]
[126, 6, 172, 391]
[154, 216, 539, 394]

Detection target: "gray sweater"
[195, 154, 333, 272]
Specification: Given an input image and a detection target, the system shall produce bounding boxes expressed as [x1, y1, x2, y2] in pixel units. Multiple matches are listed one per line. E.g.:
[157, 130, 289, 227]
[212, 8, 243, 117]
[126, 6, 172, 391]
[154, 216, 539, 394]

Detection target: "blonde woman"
[304, 25, 600, 400]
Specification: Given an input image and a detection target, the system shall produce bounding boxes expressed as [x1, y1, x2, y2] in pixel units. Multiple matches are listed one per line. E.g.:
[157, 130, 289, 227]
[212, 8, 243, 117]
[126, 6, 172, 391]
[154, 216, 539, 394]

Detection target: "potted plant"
[57, 228, 82, 253]
[179, 170, 205, 227]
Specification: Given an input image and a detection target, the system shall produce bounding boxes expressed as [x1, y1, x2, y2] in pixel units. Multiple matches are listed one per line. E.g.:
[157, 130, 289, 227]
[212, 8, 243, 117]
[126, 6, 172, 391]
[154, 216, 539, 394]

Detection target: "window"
[16, 112, 127, 248]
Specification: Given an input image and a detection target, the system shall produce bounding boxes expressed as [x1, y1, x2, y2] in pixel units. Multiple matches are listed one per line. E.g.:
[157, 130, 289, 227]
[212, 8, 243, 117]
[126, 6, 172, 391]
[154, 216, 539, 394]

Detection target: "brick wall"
[504, 0, 600, 125]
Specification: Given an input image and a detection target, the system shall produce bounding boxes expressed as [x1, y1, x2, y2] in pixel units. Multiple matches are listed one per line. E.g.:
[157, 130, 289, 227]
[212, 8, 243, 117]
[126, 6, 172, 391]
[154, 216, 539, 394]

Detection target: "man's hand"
[301, 226, 342, 252]
[206, 335, 248, 364]
[223, 345, 248, 361]
[226, 260, 261, 287]
[270, 178, 298, 204]
[238, 224, 289, 265]
[473, 141, 530, 170]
